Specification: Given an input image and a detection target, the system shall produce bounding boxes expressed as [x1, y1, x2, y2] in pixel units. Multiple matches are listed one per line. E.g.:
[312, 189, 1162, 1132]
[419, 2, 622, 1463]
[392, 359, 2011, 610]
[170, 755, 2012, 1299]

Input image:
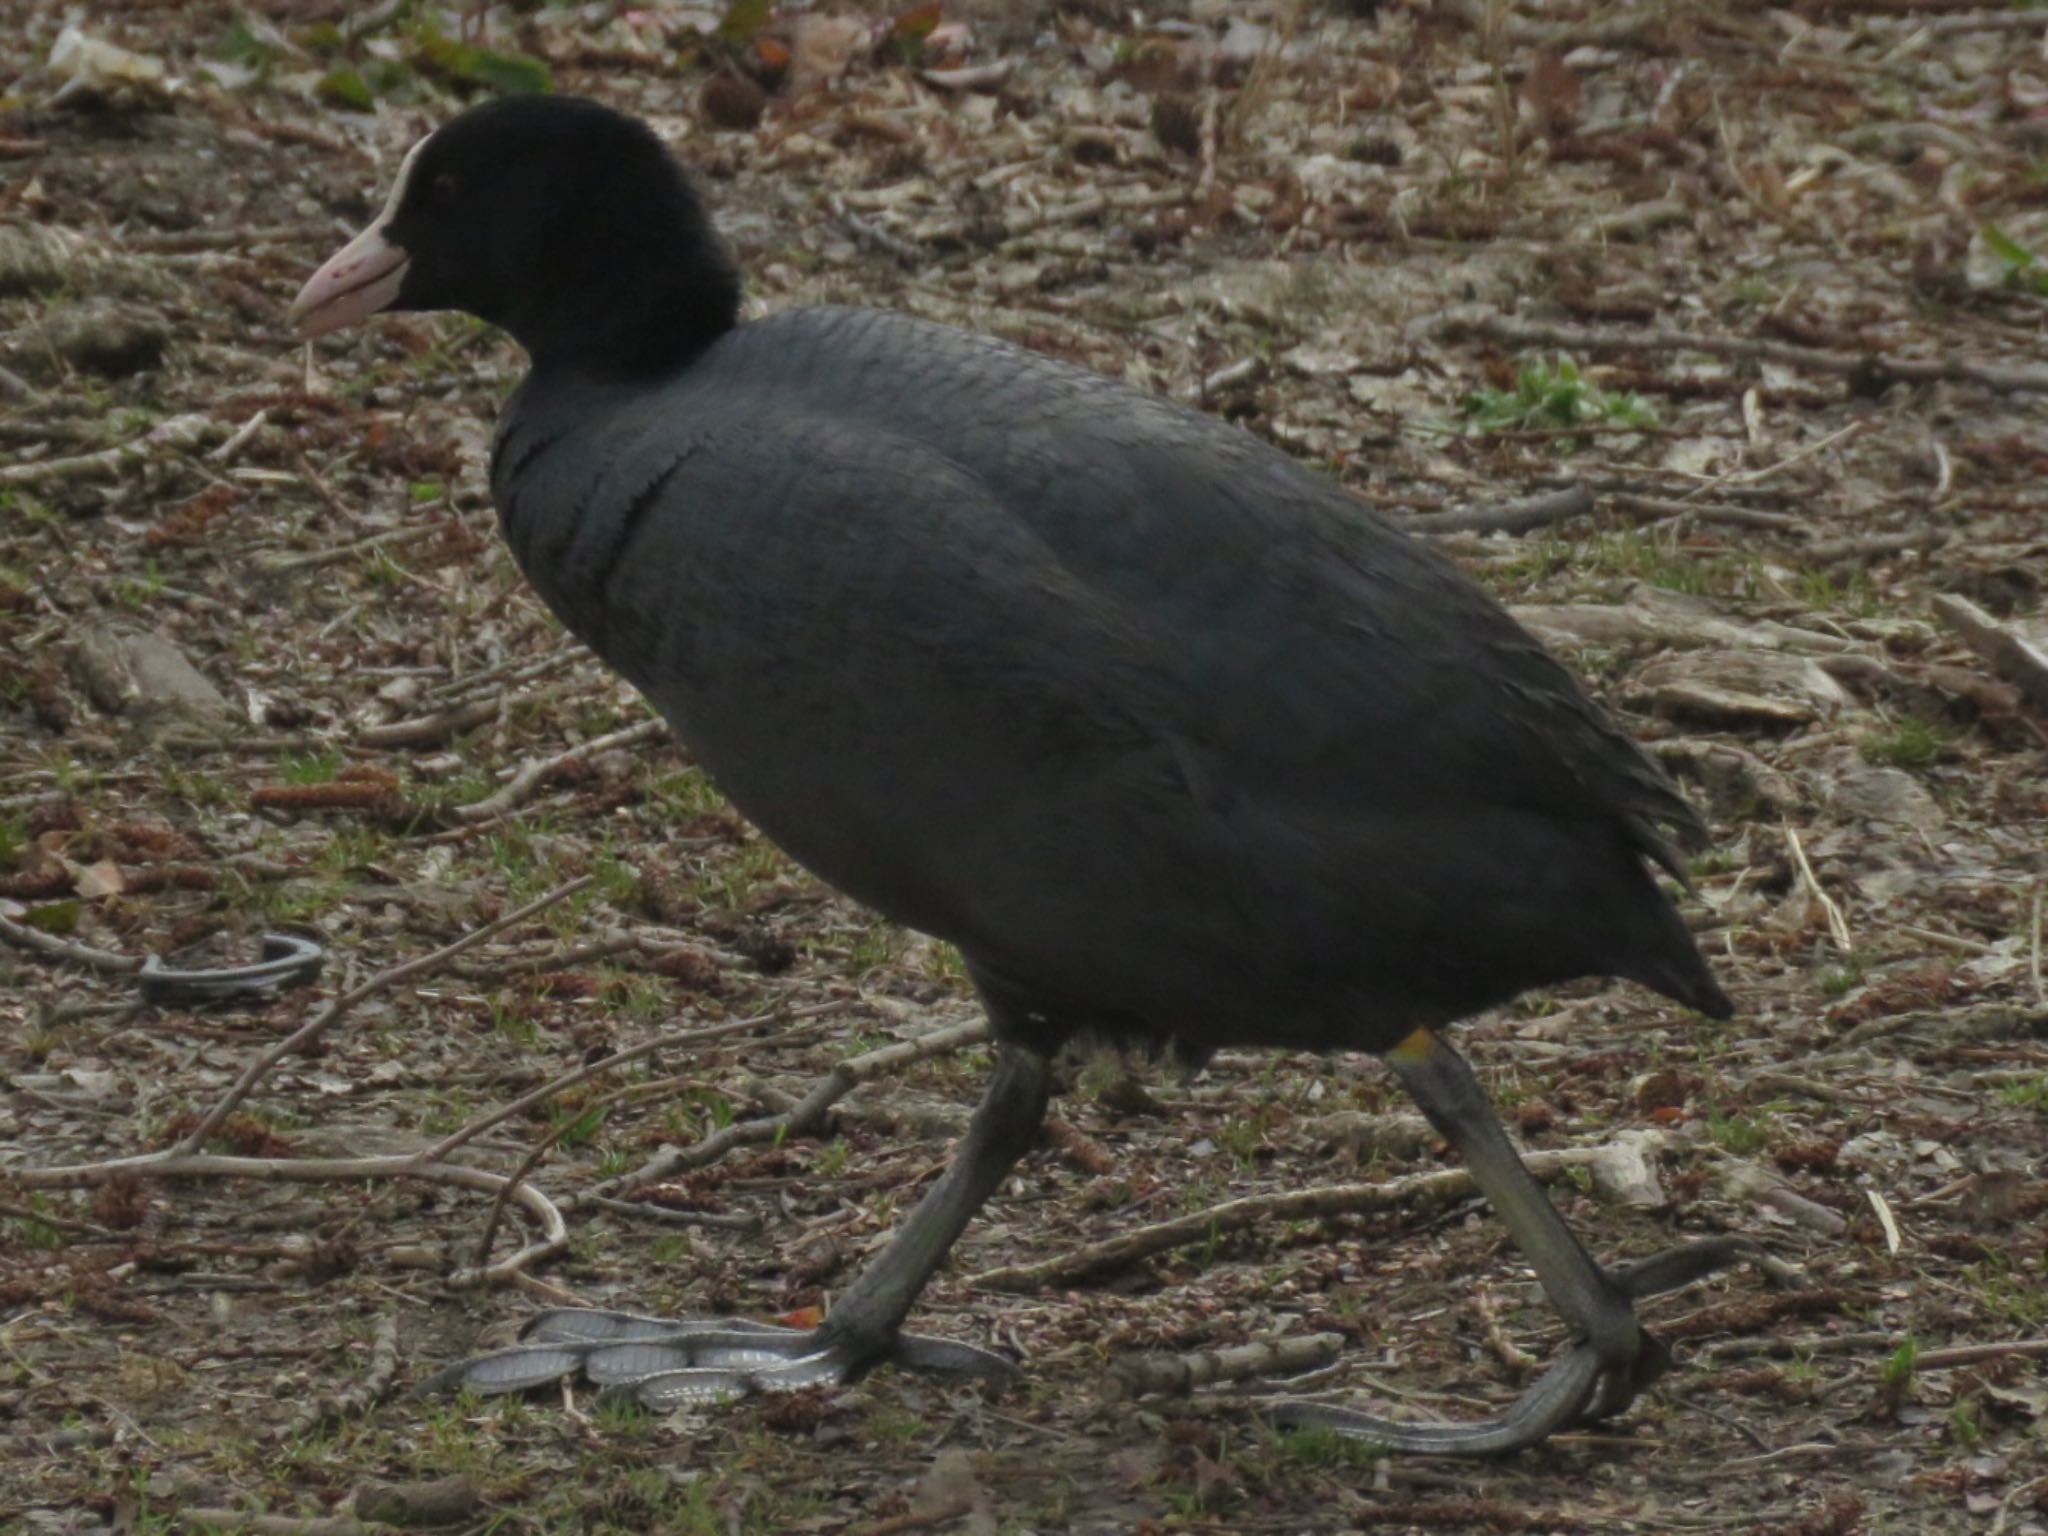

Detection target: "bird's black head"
[290, 95, 741, 378]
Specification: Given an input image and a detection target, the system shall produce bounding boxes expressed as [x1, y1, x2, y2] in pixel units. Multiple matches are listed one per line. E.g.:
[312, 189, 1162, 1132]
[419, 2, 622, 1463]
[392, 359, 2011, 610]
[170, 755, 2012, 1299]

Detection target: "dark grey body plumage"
[493, 304, 1727, 1057]
[297, 96, 1771, 1450]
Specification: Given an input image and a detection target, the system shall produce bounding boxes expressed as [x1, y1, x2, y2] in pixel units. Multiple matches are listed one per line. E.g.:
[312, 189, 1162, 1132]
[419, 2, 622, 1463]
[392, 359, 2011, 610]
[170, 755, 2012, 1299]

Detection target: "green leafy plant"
[1980, 224, 2048, 297]
[279, 747, 342, 785]
[1997, 1074, 2048, 1111]
[1463, 354, 1659, 435]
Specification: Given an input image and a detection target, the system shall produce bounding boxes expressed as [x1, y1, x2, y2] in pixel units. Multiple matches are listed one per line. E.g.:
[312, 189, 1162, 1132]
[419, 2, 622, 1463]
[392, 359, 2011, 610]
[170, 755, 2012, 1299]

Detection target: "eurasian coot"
[290, 94, 1773, 1454]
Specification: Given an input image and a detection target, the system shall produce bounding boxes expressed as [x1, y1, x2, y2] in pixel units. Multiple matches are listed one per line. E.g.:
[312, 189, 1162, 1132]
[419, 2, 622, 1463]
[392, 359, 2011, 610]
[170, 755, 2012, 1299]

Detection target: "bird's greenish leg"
[1270, 1026, 1776, 1454]
[1386, 1025, 1646, 1369]
[813, 1042, 1053, 1364]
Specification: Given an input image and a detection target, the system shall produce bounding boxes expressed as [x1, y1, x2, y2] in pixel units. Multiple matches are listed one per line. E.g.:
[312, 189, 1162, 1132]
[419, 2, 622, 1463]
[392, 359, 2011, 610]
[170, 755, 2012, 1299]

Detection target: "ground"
[2, 2, 2045, 1533]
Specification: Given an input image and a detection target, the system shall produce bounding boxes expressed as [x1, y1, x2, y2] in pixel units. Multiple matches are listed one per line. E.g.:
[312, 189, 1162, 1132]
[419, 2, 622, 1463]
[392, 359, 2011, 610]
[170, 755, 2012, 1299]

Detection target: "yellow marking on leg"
[1387, 1026, 1436, 1066]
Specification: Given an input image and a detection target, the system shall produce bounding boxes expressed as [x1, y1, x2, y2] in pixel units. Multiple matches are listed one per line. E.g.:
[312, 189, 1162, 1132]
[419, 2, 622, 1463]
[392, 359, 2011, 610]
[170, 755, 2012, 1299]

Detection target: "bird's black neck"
[512, 245, 741, 380]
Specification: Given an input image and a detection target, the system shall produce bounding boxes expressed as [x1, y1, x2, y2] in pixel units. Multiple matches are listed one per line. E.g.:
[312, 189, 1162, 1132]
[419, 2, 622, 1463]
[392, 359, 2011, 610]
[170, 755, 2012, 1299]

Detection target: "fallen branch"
[354, 697, 499, 749]
[1114, 1332, 1343, 1398]
[0, 412, 223, 488]
[1606, 493, 1811, 534]
[607, 1016, 989, 1190]
[1409, 483, 1593, 536]
[1043, 1114, 1116, 1175]
[0, 909, 142, 972]
[1423, 307, 2048, 396]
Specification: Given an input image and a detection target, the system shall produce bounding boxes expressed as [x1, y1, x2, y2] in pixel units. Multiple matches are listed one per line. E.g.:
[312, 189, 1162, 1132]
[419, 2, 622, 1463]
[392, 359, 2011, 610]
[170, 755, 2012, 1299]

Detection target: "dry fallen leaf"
[73, 859, 125, 900]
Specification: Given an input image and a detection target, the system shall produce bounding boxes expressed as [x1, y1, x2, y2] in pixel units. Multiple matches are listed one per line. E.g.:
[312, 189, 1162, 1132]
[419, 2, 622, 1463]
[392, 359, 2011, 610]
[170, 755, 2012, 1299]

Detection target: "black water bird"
[290, 94, 1776, 1454]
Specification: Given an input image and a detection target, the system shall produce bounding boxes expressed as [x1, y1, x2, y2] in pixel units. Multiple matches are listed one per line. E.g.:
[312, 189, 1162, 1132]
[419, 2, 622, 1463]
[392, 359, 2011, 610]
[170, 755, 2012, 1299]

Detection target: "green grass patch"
[1860, 717, 1948, 769]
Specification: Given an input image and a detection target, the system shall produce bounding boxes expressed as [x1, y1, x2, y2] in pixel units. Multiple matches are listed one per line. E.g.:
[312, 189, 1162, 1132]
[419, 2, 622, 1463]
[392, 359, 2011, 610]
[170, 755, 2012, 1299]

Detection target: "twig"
[0, 1198, 119, 1238]
[16, 877, 592, 1186]
[1879, 9, 2048, 39]
[1474, 1288, 1539, 1375]
[577, 1192, 761, 1230]
[1805, 528, 1948, 563]
[255, 521, 444, 575]
[0, 910, 142, 973]
[1989, 1475, 2048, 1536]
[354, 697, 500, 749]
[422, 1010, 785, 1167]
[123, 224, 334, 253]
[1913, 1337, 2048, 1371]
[828, 194, 921, 266]
[608, 1016, 988, 1189]
[1410, 483, 1593, 536]
[175, 877, 591, 1159]
[1424, 307, 2048, 395]
[11, 1151, 566, 1285]
[1114, 1332, 1343, 1397]
[1607, 493, 1811, 534]
[420, 642, 582, 703]
[0, 413, 223, 488]
[1783, 823, 1852, 953]
[970, 1145, 1605, 1292]
[2032, 880, 2043, 1006]
[208, 409, 269, 465]
[454, 718, 667, 822]
[470, 1113, 589, 1272]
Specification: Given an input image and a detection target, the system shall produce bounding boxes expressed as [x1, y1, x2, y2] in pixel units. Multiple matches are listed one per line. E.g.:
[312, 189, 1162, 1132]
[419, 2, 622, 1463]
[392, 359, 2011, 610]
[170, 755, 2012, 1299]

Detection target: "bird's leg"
[1269, 1026, 1769, 1454]
[424, 1043, 1053, 1409]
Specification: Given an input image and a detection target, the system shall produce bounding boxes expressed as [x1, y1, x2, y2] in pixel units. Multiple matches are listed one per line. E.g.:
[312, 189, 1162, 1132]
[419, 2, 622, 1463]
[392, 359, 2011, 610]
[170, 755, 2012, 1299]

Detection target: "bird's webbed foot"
[1268, 1029, 1801, 1457]
[420, 1045, 1055, 1415]
[1269, 1234, 1787, 1455]
[419, 1307, 1015, 1410]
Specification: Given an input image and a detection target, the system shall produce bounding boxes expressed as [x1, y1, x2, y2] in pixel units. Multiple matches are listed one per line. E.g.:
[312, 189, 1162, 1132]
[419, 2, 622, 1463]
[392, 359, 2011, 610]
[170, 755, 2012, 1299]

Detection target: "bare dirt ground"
[3, 2, 2046, 1532]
